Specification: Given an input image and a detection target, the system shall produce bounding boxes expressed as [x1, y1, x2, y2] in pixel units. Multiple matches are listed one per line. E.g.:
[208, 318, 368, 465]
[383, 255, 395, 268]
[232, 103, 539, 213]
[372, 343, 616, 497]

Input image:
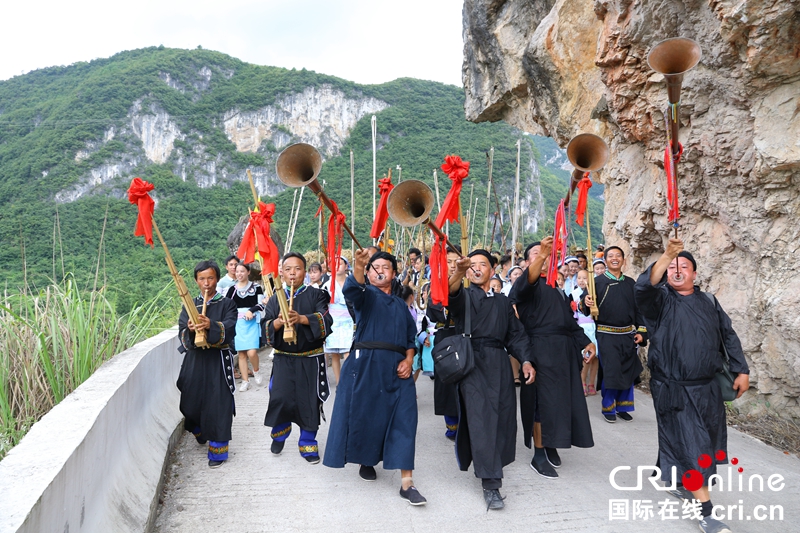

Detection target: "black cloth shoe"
[359, 465, 377, 481]
[270, 439, 285, 455]
[603, 413, 617, 423]
[304, 455, 321, 464]
[483, 489, 505, 510]
[399, 486, 427, 506]
[530, 456, 558, 479]
[618, 412, 633, 422]
[208, 459, 224, 468]
[545, 447, 561, 468]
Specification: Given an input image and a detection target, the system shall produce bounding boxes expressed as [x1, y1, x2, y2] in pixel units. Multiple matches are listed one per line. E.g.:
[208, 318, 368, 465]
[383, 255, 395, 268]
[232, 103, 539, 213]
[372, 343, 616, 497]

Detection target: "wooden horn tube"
[307, 180, 363, 250]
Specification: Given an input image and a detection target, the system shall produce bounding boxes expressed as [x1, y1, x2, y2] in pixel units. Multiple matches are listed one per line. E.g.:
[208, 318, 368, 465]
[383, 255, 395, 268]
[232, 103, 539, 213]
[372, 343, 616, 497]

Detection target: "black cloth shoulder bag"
[704, 292, 737, 402]
[432, 292, 474, 384]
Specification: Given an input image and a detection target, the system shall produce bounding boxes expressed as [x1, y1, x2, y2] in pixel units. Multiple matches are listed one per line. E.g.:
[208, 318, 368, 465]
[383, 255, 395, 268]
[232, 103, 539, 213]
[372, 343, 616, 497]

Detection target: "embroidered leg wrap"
[444, 415, 459, 439]
[208, 441, 229, 461]
[615, 385, 635, 413]
[601, 383, 618, 414]
[271, 422, 292, 442]
[298, 429, 319, 458]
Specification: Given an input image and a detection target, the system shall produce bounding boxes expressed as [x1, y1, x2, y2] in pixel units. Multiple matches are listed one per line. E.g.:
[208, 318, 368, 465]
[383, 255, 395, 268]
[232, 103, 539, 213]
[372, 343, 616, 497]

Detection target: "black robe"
[588, 274, 647, 390]
[263, 285, 333, 432]
[177, 294, 238, 442]
[426, 300, 458, 417]
[447, 286, 532, 481]
[635, 265, 749, 484]
[509, 270, 594, 449]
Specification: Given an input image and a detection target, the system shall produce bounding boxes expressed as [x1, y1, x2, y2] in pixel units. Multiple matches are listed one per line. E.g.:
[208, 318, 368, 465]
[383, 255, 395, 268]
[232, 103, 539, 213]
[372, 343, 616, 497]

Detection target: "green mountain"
[0, 47, 603, 310]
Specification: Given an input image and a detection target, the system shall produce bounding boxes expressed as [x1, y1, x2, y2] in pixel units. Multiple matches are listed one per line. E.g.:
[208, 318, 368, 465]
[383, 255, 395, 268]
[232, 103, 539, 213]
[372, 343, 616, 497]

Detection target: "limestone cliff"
[463, 0, 800, 416]
[56, 76, 389, 201]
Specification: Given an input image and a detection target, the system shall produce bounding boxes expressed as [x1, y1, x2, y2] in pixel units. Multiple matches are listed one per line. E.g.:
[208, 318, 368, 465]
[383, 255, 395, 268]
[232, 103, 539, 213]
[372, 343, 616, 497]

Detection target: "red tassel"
[370, 176, 394, 239]
[574, 173, 592, 226]
[127, 177, 155, 247]
[323, 200, 346, 303]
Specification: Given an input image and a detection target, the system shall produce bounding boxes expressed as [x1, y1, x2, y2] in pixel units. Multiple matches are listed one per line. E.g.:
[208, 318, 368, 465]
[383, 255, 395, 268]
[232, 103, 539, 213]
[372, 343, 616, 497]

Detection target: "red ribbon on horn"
[127, 177, 155, 247]
[237, 201, 279, 277]
[370, 176, 394, 239]
[546, 200, 567, 288]
[316, 199, 346, 303]
[574, 173, 592, 226]
[665, 143, 683, 224]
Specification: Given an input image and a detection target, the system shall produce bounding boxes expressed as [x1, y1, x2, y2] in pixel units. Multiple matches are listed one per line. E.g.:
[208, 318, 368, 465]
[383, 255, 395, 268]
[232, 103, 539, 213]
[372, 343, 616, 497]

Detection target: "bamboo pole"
[350, 149, 355, 257]
[512, 139, 521, 266]
[483, 148, 494, 247]
[286, 189, 298, 245]
[371, 115, 377, 244]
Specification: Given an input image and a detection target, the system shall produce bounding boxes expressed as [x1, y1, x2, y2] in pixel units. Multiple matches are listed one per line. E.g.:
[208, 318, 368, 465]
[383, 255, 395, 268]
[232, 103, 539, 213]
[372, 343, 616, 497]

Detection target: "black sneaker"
[666, 485, 693, 501]
[530, 456, 558, 479]
[359, 465, 377, 481]
[545, 447, 562, 468]
[304, 455, 321, 464]
[399, 485, 427, 506]
[618, 412, 633, 422]
[483, 488, 505, 510]
[271, 439, 285, 455]
[603, 413, 617, 423]
[698, 516, 732, 533]
[208, 459, 224, 468]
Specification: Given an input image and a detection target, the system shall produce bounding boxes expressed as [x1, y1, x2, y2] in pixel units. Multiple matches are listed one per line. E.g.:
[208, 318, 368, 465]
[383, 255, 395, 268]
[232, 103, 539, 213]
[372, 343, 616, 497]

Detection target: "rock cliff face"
[57, 78, 389, 201]
[463, 0, 800, 417]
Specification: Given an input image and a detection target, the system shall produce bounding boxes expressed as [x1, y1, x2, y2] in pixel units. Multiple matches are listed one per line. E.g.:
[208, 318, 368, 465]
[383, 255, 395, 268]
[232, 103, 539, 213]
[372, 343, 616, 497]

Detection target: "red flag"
[546, 200, 567, 288]
[574, 173, 592, 226]
[434, 155, 470, 228]
[370, 176, 394, 239]
[237, 202, 279, 277]
[127, 177, 155, 247]
[664, 142, 683, 224]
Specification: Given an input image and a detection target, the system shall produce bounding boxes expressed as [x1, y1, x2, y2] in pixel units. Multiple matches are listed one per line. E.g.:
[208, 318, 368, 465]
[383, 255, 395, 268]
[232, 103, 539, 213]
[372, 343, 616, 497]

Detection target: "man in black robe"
[635, 239, 749, 533]
[426, 245, 462, 440]
[263, 252, 333, 464]
[510, 237, 595, 479]
[582, 245, 648, 423]
[448, 249, 535, 510]
[177, 260, 238, 468]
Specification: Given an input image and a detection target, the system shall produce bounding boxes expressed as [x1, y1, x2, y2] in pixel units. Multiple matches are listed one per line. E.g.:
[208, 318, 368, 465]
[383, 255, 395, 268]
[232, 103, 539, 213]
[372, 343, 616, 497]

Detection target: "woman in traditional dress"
[225, 262, 265, 391]
[323, 256, 354, 387]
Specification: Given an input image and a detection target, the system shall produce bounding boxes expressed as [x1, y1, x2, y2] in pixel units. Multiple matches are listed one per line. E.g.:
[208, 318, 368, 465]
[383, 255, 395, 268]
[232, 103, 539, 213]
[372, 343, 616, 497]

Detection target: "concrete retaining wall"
[0, 328, 183, 533]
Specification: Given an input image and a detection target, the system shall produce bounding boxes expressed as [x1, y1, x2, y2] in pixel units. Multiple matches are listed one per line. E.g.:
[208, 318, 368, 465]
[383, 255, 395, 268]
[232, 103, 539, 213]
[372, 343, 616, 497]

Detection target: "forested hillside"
[0, 47, 603, 311]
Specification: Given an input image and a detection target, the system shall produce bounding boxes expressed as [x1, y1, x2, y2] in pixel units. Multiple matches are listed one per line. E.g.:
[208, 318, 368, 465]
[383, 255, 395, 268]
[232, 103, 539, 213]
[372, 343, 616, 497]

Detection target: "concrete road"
[154, 355, 800, 533]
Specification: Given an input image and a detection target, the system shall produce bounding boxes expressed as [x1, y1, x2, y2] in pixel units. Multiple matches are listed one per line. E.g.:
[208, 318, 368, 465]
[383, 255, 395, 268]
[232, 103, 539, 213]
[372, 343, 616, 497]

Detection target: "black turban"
[677, 251, 697, 271]
[468, 249, 496, 267]
[368, 251, 398, 272]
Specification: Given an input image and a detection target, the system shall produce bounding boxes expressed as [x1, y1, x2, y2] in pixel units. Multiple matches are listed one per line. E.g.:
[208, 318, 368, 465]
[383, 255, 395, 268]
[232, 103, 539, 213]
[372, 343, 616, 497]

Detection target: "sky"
[1, 0, 465, 86]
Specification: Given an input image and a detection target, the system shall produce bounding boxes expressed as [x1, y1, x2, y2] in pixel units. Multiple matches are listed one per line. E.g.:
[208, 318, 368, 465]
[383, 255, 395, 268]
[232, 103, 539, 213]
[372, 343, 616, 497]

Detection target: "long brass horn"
[647, 38, 701, 156]
[564, 133, 609, 206]
[276, 143, 362, 249]
[387, 180, 463, 257]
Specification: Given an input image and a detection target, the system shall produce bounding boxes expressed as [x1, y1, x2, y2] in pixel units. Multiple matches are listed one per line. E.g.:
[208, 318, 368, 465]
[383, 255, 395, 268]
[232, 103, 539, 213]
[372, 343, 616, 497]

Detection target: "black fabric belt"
[650, 370, 714, 413]
[529, 327, 574, 337]
[353, 342, 407, 356]
[470, 337, 504, 350]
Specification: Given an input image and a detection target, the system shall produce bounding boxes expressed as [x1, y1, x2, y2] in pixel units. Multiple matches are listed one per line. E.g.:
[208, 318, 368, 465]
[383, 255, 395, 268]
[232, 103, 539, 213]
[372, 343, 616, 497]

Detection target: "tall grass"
[0, 276, 180, 459]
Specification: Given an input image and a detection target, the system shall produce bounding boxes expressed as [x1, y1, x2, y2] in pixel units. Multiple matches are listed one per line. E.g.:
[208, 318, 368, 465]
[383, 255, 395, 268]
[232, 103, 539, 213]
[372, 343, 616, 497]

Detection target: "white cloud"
[1, 0, 464, 86]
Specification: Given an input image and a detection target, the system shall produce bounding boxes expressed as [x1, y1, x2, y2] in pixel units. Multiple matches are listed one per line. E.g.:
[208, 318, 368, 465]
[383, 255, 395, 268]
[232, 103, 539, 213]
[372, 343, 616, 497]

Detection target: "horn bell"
[647, 37, 702, 76]
[566, 133, 609, 172]
[276, 143, 322, 188]
[387, 179, 435, 227]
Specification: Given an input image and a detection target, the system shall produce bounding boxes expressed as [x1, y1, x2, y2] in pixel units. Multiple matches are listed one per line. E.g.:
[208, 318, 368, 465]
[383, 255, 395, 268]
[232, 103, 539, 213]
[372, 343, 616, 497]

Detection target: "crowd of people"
[176, 236, 750, 532]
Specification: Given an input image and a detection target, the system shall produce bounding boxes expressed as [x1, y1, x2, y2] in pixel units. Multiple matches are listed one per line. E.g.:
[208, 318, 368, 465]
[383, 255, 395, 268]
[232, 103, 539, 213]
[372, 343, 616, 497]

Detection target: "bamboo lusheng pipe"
[268, 273, 296, 344]
[195, 289, 210, 347]
[585, 209, 599, 320]
[151, 217, 209, 348]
